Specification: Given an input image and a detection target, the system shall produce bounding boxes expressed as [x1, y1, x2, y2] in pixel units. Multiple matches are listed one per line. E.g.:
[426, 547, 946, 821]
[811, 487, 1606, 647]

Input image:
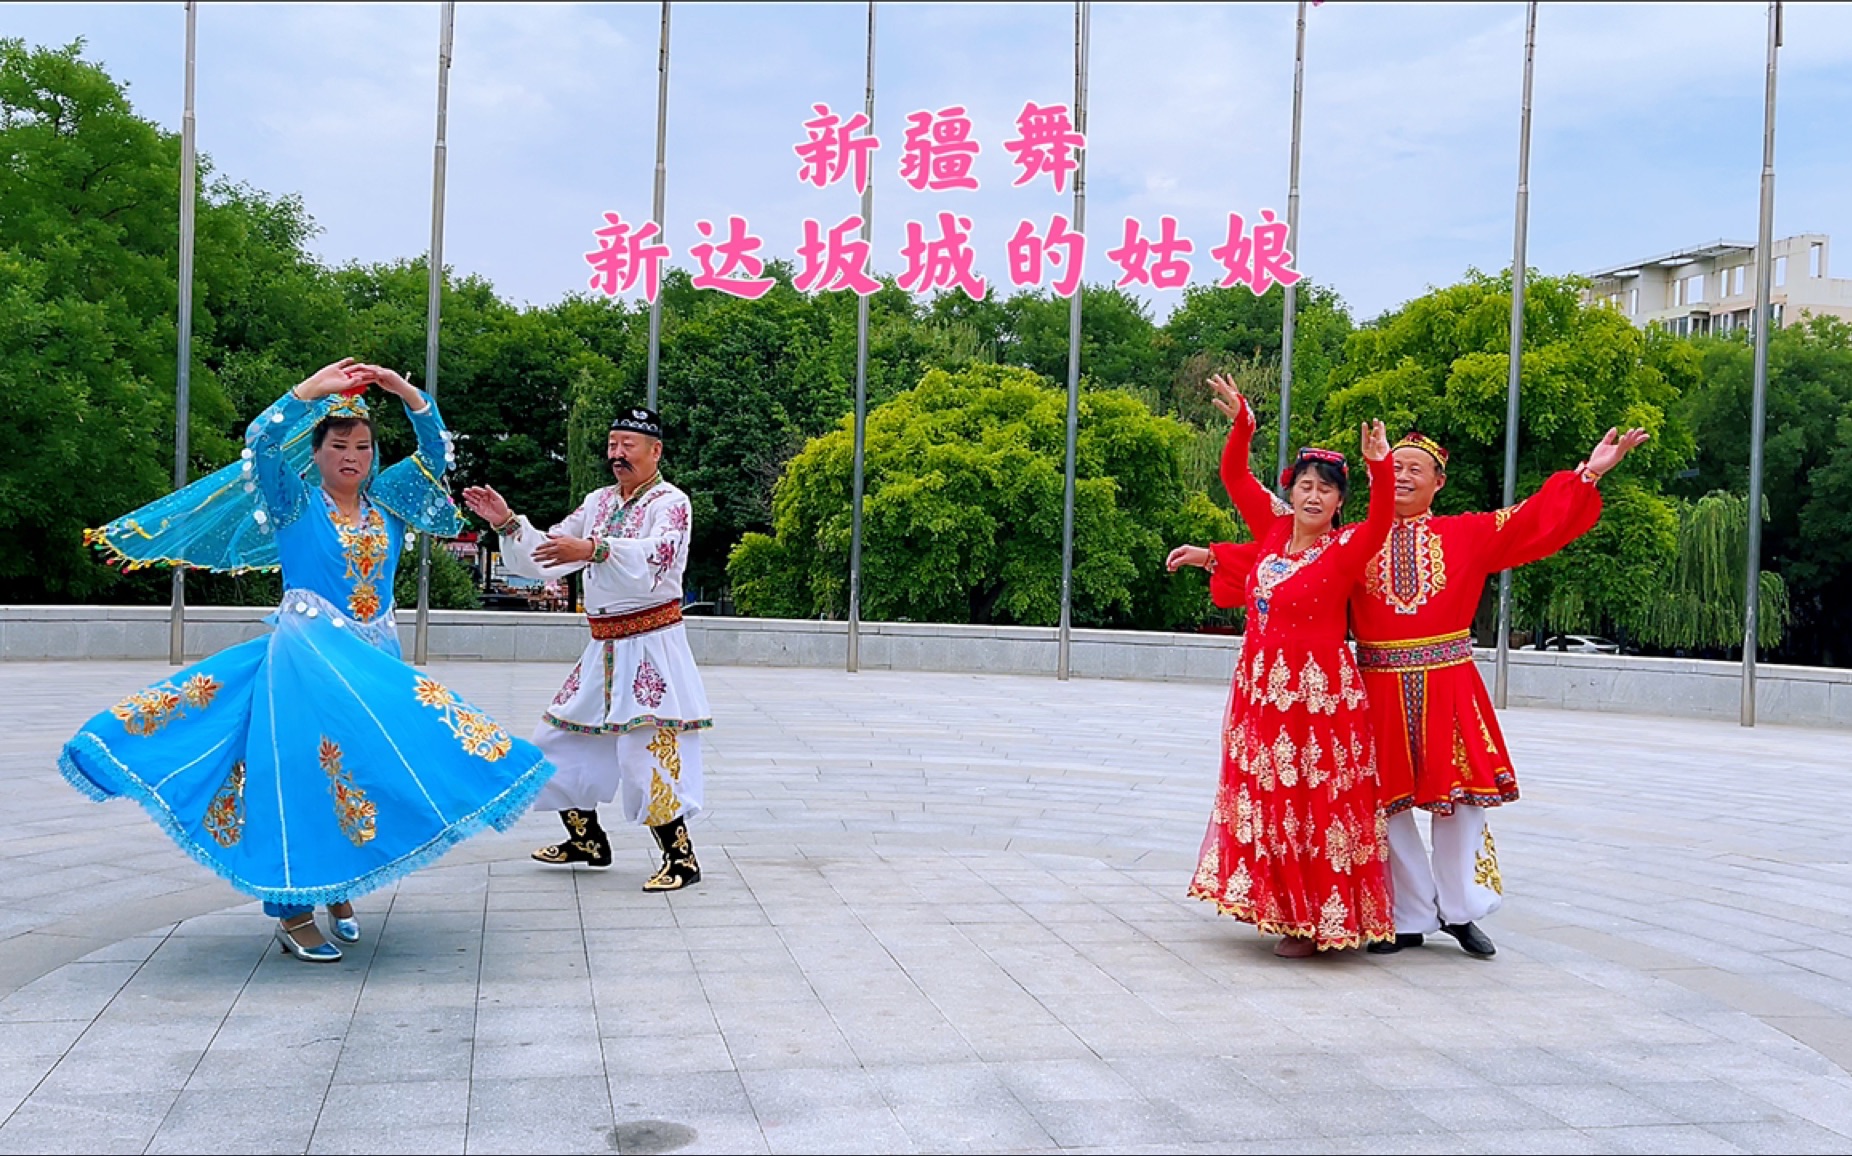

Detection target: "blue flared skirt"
[58, 595, 555, 908]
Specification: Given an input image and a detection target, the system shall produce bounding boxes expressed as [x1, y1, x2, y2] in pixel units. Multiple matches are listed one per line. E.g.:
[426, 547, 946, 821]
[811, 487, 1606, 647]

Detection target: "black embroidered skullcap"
[610, 407, 663, 438]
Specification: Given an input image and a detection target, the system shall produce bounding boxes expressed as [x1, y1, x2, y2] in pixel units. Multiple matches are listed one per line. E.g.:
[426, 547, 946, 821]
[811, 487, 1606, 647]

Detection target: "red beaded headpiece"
[1279, 447, 1349, 488]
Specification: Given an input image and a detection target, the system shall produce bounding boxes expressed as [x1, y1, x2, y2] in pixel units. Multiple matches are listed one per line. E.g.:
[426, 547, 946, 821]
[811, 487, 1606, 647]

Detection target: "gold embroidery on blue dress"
[204, 761, 246, 847]
[328, 503, 388, 621]
[111, 673, 221, 737]
[413, 677, 514, 762]
[320, 737, 378, 846]
[1474, 825, 1503, 894]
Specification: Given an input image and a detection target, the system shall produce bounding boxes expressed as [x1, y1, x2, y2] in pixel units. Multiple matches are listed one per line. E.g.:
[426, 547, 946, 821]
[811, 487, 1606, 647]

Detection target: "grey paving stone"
[1705, 1117, 1852, 1154]
[329, 1008, 477, 1086]
[2, 662, 1851, 1153]
[464, 1075, 616, 1155]
[306, 1125, 467, 1155]
[184, 1042, 345, 1093]
[1445, 1129, 1613, 1155]
[736, 1066, 912, 1155]
[1016, 1094, 1196, 1149]
[1578, 1123, 1751, 1154]
[601, 1031, 736, 1077]
[1508, 1082, 1683, 1128]
[0, 1089, 176, 1155]
[0, 961, 140, 1023]
[144, 1090, 322, 1155]
[1620, 1078, 1795, 1126]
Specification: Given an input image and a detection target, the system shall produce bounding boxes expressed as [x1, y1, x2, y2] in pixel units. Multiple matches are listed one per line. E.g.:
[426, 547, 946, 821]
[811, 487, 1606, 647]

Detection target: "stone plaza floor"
[0, 659, 1849, 1154]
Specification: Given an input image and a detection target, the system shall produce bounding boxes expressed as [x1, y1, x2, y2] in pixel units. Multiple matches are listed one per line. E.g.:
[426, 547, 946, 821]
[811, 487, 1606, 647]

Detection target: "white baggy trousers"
[1387, 808, 1503, 934]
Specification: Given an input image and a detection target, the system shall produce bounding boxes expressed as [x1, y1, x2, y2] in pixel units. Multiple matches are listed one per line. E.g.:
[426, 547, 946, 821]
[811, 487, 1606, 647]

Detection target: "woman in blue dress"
[63, 359, 554, 962]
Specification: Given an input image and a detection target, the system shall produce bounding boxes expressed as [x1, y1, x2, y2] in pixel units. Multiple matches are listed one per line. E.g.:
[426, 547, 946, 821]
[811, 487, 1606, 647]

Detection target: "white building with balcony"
[1582, 233, 1852, 336]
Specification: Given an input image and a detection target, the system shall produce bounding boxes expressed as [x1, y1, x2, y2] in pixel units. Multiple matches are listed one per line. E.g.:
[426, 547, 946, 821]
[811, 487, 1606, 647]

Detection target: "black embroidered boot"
[532, 809, 613, 868]
[642, 815, 701, 892]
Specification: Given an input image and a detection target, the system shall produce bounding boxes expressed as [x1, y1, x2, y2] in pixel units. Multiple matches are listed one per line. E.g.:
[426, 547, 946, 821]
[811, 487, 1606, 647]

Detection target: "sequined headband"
[1279, 447, 1349, 488]
[325, 389, 371, 419]
[1393, 431, 1448, 467]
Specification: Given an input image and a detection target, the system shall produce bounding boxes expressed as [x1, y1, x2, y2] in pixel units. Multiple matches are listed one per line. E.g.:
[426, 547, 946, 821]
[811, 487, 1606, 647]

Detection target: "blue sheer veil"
[86, 393, 464, 574]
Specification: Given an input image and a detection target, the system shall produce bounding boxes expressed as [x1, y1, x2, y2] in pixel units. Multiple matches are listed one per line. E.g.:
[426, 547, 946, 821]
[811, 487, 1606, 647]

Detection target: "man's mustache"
[609, 456, 632, 471]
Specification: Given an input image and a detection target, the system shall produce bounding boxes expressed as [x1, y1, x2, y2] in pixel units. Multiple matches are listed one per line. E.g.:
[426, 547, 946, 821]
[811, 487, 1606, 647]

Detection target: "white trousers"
[532, 723, 704, 826]
[1386, 808, 1503, 934]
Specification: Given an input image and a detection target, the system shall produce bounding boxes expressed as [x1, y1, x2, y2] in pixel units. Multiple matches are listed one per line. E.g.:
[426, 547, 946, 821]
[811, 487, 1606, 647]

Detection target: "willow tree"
[1634, 491, 1789, 653]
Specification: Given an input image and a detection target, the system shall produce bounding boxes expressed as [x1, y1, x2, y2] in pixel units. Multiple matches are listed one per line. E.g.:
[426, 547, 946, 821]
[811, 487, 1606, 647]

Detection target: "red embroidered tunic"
[1189, 418, 1396, 950]
[1347, 471, 1602, 814]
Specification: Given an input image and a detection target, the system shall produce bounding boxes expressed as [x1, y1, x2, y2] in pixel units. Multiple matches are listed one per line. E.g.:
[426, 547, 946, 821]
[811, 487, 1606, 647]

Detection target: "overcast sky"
[11, 2, 1852, 320]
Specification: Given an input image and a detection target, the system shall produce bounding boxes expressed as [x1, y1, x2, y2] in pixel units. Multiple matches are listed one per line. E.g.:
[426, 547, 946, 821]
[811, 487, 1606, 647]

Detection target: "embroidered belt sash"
[1355, 629, 1476, 672]
[588, 600, 682, 641]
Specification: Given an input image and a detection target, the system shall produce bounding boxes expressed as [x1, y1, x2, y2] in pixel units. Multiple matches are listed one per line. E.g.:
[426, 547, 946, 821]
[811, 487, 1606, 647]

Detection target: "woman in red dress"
[1168, 375, 1395, 956]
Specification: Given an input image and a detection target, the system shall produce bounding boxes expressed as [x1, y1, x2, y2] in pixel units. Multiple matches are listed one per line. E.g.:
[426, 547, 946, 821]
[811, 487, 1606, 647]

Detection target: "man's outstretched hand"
[1584, 427, 1650, 479]
[462, 485, 512, 526]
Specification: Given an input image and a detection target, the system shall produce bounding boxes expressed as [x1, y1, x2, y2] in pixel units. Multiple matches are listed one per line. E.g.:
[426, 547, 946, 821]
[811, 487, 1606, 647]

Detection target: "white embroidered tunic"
[498, 479, 712, 737]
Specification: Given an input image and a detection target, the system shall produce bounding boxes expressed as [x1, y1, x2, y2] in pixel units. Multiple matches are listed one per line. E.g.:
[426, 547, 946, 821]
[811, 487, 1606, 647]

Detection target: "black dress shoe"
[1440, 922, 1496, 957]
[1366, 933, 1426, 955]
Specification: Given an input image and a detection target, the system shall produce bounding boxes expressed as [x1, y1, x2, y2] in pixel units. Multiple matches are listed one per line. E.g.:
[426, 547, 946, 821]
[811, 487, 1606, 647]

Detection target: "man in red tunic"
[1351, 426, 1648, 958]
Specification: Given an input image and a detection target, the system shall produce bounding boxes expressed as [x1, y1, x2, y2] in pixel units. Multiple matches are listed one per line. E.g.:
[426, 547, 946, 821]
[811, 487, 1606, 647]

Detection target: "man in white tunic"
[462, 408, 711, 891]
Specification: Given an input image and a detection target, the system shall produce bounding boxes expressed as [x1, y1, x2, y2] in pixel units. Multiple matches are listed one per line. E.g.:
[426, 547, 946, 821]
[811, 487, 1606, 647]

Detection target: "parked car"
[1543, 634, 1621, 654]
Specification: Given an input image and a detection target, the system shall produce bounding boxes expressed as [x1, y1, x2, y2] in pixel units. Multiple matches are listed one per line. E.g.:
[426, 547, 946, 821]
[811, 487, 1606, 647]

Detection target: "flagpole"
[1743, 0, 1781, 727]
[1277, 0, 1307, 481]
[1057, 0, 1090, 681]
[847, 0, 875, 673]
[413, 1, 454, 667]
[169, 1, 199, 666]
[1493, 0, 1536, 709]
[646, 1, 671, 410]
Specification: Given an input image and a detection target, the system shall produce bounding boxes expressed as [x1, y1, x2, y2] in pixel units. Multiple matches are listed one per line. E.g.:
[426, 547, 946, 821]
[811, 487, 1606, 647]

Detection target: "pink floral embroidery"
[552, 661, 584, 707]
[609, 486, 669, 539]
[648, 539, 678, 589]
[589, 488, 617, 532]
[664, 503, 690, 532]
[632, 656, 667, 709]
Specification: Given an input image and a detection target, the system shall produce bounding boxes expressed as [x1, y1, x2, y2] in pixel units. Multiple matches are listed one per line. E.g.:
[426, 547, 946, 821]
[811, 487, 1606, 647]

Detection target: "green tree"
[393, 543, 481, 611]
[921, 284, 1163, 393]
[1510, 479, 1680, 646]
[728, 364, 1234, 629]
[1680, 316, 1852, 663]
[1158, 280, 1353, 439]
[0, 39, 239, 600]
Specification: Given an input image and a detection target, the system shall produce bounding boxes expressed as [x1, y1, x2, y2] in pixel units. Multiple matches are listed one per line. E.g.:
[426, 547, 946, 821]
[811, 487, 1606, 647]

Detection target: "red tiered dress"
[1349, 473, 1602, 815]
[1188, 419, 1397, 950]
